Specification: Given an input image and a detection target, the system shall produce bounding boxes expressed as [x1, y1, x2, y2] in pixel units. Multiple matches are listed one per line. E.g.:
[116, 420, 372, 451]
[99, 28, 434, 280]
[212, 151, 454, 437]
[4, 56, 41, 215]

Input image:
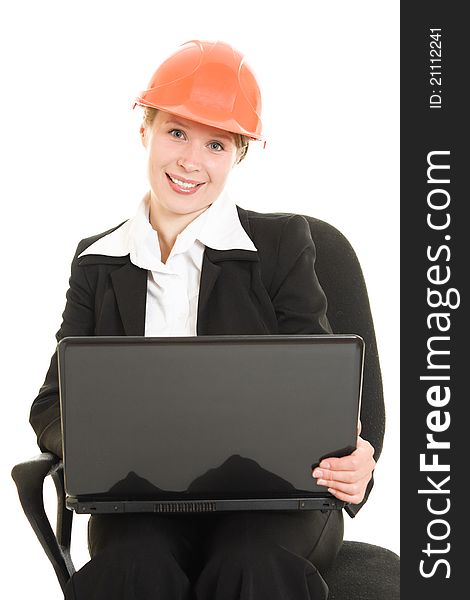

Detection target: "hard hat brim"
[134, 98, 264, 142]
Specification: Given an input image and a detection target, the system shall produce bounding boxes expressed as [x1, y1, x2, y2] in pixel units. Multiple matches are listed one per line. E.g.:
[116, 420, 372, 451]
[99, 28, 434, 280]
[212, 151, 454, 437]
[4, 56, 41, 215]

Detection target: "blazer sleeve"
[269, 215, 332, 335]
[29, 242, 95, 458]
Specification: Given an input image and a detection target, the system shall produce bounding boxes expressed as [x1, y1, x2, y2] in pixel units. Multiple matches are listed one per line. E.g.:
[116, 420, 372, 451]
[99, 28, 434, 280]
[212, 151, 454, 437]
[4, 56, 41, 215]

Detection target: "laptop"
[57, 334, 364, 514]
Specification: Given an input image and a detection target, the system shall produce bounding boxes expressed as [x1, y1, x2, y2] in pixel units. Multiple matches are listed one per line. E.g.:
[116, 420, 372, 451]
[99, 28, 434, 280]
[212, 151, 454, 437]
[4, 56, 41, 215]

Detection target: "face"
[140, 111, 240, 221]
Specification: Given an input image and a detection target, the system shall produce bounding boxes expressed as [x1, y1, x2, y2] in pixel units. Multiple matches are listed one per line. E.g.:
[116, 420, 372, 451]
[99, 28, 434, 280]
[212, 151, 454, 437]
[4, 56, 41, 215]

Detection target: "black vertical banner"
[401, 2, 466, 597]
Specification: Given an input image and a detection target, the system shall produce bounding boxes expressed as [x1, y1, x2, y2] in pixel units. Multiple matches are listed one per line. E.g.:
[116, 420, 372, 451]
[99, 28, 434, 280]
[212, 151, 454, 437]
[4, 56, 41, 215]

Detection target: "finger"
[315, 459, 375, 484]
[314, 468, 367, 484]
[314, 456, 375, 485]
[321, 477, 367, 495]
[318, 452, 374, 475]
[327, 486, 365, 505]
[322, 476, 370, 504]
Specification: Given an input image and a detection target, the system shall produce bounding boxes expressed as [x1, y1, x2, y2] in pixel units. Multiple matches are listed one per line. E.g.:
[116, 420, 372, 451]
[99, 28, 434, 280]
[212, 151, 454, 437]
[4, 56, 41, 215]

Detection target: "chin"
[166, 203, 211, 217]
[167, 195, 213, 212]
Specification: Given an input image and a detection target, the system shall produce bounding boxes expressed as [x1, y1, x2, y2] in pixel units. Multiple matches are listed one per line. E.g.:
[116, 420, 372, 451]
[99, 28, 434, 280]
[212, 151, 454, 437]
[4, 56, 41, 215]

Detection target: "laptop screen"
[58, 335, 363, 501]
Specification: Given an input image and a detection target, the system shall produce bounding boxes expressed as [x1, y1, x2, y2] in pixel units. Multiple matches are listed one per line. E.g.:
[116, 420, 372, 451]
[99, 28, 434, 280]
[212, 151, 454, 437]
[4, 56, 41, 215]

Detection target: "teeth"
[169, 175, 199, 188]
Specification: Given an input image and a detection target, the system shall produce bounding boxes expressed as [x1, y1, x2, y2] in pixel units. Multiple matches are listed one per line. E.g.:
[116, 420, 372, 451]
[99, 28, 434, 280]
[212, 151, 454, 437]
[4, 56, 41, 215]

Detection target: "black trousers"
[64, 509, 344, 600]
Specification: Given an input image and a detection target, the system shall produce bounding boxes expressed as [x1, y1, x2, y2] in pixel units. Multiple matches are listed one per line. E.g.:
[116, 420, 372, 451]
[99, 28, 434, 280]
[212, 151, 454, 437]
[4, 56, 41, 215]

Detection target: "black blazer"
[30, 206, 331, 461]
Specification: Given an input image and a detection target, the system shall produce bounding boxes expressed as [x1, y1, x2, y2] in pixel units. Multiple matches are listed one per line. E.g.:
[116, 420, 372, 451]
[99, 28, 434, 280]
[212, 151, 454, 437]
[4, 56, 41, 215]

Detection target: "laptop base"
[67, 496, 348, 514]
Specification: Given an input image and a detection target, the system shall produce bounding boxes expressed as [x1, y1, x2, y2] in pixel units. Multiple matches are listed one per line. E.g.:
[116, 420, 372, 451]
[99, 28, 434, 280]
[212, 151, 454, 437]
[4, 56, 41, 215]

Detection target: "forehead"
[155, 111, 235, 143]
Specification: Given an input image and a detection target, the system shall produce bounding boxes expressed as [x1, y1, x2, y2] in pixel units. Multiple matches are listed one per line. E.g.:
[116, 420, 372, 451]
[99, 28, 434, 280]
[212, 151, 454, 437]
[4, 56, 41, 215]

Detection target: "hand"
[312, 420, 376, 504]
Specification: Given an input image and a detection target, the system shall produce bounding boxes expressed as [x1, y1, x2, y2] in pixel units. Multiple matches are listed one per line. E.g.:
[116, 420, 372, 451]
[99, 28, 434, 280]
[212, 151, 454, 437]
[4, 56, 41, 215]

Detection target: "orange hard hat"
[135, 40, 263, 141]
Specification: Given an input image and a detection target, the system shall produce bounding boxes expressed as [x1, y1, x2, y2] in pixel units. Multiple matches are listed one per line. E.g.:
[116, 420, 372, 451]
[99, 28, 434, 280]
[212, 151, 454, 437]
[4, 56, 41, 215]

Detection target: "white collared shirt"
[78, 191, 257, 336]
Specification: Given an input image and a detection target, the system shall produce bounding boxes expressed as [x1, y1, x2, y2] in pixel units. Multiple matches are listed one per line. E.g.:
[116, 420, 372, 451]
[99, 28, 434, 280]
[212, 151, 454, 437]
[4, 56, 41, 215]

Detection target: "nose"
[177, 142, 202, 172]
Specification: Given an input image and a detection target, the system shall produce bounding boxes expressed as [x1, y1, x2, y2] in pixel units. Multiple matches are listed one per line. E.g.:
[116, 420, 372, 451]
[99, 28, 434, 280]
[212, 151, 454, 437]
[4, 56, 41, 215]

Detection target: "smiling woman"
[28, 39, 378, 600]
[139, 111, 247, 263]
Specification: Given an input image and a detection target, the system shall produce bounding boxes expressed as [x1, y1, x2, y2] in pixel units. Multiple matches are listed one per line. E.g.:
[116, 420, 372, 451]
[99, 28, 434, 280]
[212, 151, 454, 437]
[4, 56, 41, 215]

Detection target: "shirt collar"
[78, 191, 257, 269]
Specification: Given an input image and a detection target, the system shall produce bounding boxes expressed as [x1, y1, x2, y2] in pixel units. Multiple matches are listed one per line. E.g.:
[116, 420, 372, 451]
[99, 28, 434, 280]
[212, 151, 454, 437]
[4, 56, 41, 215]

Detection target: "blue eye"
[208, 141, 224, 151]
[169, 129, 185, 139]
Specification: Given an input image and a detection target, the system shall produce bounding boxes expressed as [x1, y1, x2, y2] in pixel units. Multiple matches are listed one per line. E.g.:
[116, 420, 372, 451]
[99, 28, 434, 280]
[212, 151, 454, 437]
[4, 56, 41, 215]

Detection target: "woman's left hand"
[312, 421, 376, 505]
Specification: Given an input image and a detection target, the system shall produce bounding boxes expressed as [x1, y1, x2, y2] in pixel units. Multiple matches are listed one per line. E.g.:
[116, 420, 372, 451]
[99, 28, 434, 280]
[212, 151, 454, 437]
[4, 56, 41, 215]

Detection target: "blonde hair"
[142, 107, 249, 164]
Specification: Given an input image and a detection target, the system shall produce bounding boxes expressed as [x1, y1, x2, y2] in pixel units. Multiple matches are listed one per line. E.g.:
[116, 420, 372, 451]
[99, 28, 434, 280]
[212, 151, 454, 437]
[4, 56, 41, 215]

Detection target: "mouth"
[166, 173, 206, 194]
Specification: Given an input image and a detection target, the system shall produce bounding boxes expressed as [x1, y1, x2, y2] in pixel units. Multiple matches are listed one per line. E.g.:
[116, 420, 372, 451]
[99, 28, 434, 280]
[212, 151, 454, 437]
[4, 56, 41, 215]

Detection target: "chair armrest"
[11, 453, 75, 592]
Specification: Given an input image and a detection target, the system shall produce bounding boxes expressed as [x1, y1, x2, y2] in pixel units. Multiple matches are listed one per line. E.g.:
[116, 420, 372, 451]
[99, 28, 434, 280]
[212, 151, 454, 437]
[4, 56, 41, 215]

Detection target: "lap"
[205, 510, 343, 572]
[89, 512, 206, 556]
[66, 510, 344, 599]
[89, 512, 211, 582]
[89, 508, 343, 574]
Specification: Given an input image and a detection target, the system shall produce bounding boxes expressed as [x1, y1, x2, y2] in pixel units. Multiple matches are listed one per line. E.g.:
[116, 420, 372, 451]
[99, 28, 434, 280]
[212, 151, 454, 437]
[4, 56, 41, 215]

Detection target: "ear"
[140, 123, 147, 148]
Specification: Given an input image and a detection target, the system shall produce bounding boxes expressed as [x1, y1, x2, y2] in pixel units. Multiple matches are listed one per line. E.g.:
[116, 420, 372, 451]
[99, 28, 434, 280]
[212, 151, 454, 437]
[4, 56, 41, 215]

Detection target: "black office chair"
[12, 215, 400, 599]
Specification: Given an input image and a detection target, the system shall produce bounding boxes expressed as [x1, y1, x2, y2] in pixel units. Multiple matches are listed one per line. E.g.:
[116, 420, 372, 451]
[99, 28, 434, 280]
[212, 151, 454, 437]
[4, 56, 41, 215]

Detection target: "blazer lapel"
[110, 261, 147, 335]
[197, 195, 260, 330]
[197, 246, 260, 334]
[197, 254, 222, 327]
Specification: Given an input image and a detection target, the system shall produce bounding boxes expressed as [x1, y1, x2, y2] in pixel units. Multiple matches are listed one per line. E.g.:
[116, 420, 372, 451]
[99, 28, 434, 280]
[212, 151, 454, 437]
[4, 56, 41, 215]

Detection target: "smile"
[169, 175, 199, 188]
[166, 173, 206, 195]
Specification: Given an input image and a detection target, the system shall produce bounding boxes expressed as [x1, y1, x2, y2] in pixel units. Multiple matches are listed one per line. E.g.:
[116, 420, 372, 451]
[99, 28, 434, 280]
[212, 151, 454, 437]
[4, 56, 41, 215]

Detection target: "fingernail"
[317, 479, 327, 486]
[313, 469, 322, 478]
[320, 461, 331, 469]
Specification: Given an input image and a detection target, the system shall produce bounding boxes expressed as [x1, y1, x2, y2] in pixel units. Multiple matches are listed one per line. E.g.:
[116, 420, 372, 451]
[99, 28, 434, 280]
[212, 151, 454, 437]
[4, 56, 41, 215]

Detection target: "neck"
[146, 192, 209, 262]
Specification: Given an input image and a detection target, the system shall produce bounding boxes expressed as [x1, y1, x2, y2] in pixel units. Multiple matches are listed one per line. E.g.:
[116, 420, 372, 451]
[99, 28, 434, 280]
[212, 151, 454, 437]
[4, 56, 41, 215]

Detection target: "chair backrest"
[302, 215, 385, 463]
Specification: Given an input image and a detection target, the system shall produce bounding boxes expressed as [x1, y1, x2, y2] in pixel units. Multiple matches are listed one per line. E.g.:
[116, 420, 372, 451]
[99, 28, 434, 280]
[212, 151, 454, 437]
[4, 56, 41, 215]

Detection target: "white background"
[1, 1, 399, 597]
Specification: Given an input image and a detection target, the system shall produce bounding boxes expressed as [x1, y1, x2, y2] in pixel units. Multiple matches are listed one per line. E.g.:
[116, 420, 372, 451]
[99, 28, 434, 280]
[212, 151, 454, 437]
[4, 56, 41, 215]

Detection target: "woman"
[30, 40, 376, 599]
